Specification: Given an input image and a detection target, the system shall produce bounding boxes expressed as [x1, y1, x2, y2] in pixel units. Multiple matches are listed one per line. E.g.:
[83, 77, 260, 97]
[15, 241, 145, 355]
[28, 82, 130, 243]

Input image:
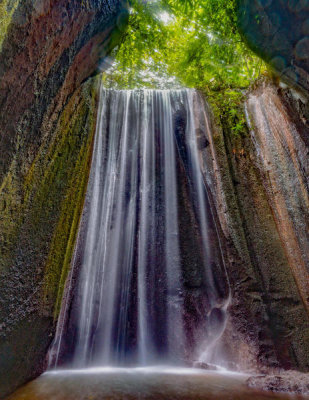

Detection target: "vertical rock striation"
[246, 84, 309, 314]
[0, 0, 127, 397]
[200, 81, 309, 373]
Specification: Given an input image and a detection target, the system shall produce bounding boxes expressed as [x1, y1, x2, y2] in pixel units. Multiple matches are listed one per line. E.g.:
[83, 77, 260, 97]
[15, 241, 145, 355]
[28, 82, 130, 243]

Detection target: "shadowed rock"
[236, 0, 309, 95]
[0, 0, 128, 397]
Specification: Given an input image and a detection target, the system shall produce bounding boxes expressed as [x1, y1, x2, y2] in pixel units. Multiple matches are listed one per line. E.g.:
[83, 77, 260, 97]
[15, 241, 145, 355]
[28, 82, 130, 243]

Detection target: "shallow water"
[7, 368, 308, 400]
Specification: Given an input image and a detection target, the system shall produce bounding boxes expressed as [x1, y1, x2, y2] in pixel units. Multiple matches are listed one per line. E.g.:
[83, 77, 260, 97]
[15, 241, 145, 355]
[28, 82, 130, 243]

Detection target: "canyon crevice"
[0, 1, 308, 398]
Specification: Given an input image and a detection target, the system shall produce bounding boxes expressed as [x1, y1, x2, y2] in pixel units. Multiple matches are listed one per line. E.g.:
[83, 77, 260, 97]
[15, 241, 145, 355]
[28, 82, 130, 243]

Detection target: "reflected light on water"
[44, 365, 247, 377]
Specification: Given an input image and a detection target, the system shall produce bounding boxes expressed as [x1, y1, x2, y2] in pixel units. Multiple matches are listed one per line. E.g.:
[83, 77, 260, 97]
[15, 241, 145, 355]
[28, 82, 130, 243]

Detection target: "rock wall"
[0, 0, 308, 396]
[201, 81, 309, 373]
[246, 83, 309, 314]
[0, 0, 127, 397]
[236, 0, 309, 96]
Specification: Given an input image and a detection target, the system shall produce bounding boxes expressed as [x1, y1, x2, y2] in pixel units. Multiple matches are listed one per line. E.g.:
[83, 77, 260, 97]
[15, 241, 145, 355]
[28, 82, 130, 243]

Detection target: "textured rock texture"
[0, 0, 308, 396]
[200, 80, 309, 373]
[247, 370, 309, 395]
[246, 83, 309, 314]
[236, 0, 309, 95]
[0, 0, 127, 397]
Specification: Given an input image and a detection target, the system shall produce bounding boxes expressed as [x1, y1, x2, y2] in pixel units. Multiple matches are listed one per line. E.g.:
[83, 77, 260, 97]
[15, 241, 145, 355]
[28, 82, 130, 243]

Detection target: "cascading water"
[48, 88, 230, 370]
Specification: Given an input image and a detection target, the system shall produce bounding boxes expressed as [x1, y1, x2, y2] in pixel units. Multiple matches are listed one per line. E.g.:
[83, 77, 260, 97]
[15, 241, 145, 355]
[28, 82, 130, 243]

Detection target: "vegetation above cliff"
[103, 0, 265, 135]
[104, 0, 264, 91]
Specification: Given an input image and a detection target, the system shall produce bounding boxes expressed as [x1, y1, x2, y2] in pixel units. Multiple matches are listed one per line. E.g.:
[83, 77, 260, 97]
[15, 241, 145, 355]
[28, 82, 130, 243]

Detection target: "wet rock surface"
[247, 371, 309, 396]
[246, 82, 309, 316]
[0, 0, 308, 395]
[199, 80, 309, 372]
[0, 0, 127, 397]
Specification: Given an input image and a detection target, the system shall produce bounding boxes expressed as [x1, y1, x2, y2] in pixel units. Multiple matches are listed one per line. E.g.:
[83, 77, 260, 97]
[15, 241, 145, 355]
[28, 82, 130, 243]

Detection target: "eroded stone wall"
[201, 81, 309, 373]
[0, 1, 127, 397]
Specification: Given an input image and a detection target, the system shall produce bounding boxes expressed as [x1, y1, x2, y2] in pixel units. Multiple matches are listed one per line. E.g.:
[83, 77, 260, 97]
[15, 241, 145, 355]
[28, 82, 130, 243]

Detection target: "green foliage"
[104, 0, 265, 92]
[207, 89, 247, 137]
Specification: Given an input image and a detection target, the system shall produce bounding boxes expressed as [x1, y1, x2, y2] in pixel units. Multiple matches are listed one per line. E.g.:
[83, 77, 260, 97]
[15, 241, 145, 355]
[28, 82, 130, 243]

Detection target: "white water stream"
[48, 88, 230, 370]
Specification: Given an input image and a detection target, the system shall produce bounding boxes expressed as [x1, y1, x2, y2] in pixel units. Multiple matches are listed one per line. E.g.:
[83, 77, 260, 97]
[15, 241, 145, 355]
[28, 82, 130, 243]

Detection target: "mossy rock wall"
[201, 81, 309, 373]
[0, 0, 127, 397]
[0, 77, 99, 399]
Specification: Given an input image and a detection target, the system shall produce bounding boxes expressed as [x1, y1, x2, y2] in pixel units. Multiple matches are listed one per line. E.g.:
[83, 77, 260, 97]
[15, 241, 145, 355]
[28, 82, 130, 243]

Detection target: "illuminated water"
[8, 368, 308, 400]
[7, 90, 309, 400]
[48, 88, 230, 370]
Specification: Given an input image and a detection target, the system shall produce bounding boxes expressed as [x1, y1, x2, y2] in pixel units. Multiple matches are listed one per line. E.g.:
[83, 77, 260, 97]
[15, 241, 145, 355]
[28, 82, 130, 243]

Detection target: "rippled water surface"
[7, 368, 308, 400]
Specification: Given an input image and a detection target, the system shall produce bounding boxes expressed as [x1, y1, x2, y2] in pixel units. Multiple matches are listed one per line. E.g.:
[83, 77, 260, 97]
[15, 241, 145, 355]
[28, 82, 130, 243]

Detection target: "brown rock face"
[0, 0, 127, 397]
[199, 82, 309, 373]
[246, 84, 309, 314]
[247, 370, 309, 395]
[0, 0, 127, 182]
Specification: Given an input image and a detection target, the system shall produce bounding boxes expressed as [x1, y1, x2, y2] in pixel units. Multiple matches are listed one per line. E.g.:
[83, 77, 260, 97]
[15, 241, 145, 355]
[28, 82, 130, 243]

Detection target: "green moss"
[205, 88, 248, 138]
[43, 90, 97, 318]
[0, 158, 24, 270]
[0, 76, 100, 398]
[0, 0, 19, 50]
[20, 80, 99, 318]
[0, 78, 98, 325]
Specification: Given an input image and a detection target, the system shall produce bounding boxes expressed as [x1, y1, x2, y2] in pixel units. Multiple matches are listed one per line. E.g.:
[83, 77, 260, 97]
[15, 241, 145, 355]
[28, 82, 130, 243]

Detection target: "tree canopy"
[103, 0, 264, 92]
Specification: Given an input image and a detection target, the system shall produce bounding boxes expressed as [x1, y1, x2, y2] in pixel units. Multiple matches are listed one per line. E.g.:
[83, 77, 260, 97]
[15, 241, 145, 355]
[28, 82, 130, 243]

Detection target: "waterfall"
[48, 88, 230, 369]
